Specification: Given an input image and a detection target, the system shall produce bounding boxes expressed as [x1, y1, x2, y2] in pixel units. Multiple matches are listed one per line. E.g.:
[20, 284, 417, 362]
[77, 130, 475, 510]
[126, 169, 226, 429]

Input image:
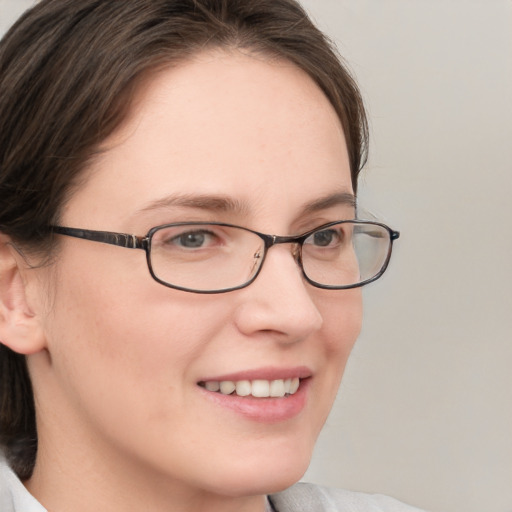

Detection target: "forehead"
[64, 50, 352, 229]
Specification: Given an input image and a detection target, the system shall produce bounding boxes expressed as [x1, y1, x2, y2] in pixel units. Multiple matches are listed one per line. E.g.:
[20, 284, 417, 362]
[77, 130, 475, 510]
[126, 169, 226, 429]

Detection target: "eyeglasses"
[52, 220, 399, 294]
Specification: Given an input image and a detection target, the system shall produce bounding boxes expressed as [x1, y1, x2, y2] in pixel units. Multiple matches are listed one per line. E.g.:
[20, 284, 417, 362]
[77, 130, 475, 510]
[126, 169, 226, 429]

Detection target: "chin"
[207, 442, 313, 498]
[220, 468, 308, 498]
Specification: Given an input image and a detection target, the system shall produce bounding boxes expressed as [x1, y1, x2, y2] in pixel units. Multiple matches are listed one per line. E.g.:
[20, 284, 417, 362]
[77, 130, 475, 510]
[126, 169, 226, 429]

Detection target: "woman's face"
[32, 51, 362, 499]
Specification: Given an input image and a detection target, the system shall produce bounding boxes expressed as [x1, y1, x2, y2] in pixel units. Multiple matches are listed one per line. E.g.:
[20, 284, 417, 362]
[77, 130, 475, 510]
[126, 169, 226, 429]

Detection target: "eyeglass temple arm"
[51, 226, 147, 250]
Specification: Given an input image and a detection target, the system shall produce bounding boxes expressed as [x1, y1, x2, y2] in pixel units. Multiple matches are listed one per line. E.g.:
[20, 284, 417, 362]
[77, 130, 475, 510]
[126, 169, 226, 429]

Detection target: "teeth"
[270, 379, 285, 397]
[219, 381, 236, 395]
[289, 377, 300, 394]
[235, 380, 251, 397]
[202, 377, 301, 398]
[252, 380, 270, 397]
[205, 381, 220, 392]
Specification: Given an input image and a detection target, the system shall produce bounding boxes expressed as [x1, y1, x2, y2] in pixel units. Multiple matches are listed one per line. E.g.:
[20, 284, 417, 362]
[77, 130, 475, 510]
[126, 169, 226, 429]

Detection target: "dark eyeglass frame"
[51, 220, 400, 294]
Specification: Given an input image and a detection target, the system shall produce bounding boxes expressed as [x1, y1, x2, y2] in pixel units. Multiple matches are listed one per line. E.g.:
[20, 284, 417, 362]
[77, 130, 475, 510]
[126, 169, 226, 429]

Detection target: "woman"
[0, 1, 421, 511]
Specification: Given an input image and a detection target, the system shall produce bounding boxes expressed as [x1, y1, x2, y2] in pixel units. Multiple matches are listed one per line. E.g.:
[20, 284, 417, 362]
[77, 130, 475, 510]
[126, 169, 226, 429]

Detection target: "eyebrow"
[301, 191, 357, 214]
[137, 193, 250, 216]
[137, 190, 356, 217]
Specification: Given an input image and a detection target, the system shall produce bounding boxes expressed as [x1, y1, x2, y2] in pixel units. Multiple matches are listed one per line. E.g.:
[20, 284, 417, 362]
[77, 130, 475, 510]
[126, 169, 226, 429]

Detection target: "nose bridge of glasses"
[263, 234, 303, 265]
[267, 233, 304, 246]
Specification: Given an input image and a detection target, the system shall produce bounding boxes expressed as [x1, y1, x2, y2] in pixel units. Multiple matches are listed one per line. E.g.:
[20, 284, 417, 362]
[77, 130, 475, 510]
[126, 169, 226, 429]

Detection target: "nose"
[234, 244, 323, 342]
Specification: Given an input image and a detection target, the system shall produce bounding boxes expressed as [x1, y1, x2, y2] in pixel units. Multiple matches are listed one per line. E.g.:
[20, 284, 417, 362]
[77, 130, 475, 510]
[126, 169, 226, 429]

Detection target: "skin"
[3, 50, 362, 512]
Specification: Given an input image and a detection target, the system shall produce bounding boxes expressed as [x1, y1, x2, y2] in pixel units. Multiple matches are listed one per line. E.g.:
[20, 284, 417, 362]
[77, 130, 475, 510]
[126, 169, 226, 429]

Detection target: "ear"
[0, 234, 47, 355]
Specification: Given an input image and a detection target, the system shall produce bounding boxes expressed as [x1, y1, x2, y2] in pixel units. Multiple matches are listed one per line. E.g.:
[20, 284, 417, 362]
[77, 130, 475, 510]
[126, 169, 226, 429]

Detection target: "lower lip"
[198, 378, 310, 423]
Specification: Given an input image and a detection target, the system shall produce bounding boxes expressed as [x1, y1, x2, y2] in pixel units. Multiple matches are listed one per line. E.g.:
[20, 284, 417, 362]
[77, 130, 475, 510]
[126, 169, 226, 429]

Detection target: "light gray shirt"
[269, 483, 427, 512]
[0, 456, 426, 512]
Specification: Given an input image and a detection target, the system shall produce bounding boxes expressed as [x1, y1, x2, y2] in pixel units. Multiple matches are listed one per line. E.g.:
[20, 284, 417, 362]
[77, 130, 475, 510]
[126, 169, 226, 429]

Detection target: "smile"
[199, 378, 301, 398]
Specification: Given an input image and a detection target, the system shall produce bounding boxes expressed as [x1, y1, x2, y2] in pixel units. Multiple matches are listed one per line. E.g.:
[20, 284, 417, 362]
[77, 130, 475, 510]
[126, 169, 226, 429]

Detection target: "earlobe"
[0, 234, 47, 355]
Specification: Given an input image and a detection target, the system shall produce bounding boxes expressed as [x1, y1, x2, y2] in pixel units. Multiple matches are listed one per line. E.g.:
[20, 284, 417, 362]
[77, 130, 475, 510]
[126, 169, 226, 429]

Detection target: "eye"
[170, 230, 218, 249]
[308, 228, 342, 247]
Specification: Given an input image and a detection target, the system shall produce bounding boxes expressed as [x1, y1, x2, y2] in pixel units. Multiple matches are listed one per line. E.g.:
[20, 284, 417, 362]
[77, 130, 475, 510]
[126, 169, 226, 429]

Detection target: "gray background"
[1, 1, 511, 512]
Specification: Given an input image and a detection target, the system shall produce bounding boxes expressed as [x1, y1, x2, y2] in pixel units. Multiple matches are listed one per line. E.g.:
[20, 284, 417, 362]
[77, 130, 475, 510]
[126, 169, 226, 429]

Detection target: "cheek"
[321, 288, 363, 357]
[315, 289, 362, 410]
[41, 250, 232, 421]
[48, 281, 225, 379]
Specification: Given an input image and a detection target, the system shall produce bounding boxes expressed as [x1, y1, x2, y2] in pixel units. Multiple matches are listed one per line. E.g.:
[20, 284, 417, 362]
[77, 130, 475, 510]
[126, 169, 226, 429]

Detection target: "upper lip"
[198, 366, 313, 383]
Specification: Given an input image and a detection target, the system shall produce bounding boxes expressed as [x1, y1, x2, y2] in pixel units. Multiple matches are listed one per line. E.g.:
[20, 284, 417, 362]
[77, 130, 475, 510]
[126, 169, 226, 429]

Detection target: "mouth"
[198, 377, 301, 398]
[197, 369, 311, 422]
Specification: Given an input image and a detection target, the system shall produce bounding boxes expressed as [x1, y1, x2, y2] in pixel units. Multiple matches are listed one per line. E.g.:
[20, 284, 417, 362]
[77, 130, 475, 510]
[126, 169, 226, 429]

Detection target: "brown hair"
[0, 0, 368, 479]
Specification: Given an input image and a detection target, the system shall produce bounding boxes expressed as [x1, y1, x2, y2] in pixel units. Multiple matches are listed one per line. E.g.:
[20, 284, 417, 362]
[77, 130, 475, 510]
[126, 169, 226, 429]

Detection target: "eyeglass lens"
[147, 222, 392, 293]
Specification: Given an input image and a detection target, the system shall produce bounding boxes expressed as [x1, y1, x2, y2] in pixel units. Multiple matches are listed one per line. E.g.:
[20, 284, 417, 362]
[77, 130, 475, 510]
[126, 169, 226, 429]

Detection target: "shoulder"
[0, 455, 46, 512]
[269, 482, 427, 512]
